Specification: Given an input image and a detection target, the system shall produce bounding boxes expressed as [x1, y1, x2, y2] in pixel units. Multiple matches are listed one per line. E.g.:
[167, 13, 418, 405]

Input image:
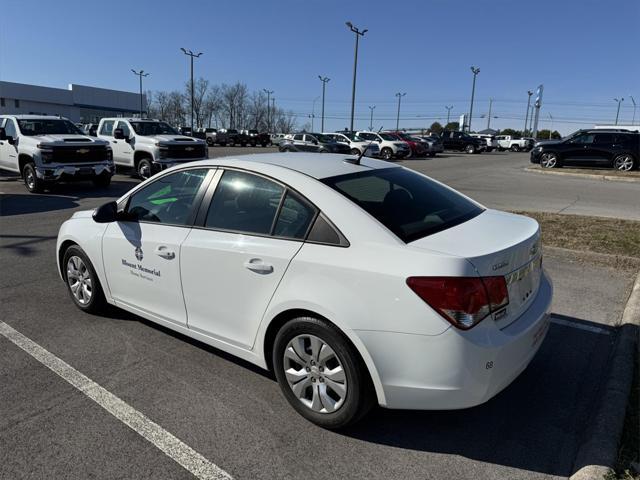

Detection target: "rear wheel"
[464, 144, 475, 154]
[613, 154, 636, 172]
[23, 162, 44, 193]
[540, 152, 559, 168]
[273, 316, 374, 429]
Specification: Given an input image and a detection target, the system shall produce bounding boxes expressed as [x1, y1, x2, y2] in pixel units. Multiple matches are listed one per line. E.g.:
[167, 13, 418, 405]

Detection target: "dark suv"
[439, 130, 485, 154]
[530, 129, 639, 172]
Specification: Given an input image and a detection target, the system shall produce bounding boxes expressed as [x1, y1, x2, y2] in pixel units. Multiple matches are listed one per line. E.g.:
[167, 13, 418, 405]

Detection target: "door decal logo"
[135, 246, 144, 261]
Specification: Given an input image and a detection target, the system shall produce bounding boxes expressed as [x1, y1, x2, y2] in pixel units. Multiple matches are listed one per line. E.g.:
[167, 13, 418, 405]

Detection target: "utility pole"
[180, 48, 203, 132]
[368, 105, 376, 130]
[271, 97, 276, 131]
[468, 66, 480, 132]
[310, 96, 319, 131]
[263, 89, 273, 132]
[524, 90, 533, 135]
[548, 113, 554, 139]
[131, 70, 149, 119]
[486, 98, 493, 129]
[445, 105, 453, 126]
[630, 96, 637, 125]
[614, 98, 624, 125]
[318, 76, 330, 132]
[395, 92, 406, 130]
[346, 22, 367, 131]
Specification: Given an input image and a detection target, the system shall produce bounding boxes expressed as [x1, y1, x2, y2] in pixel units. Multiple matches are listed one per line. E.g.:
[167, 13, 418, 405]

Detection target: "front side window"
[4, 119, 17, 138]
[126, 169, 209, 225]
[116, 121, 131, 137]
[323, 167, 484, 243]
[205, 170, 284, 235]
[293, 134, 304, 141]
[16, 119, 83, 136]
[100, 120, 115, 136]
[570, 133, 595, 144]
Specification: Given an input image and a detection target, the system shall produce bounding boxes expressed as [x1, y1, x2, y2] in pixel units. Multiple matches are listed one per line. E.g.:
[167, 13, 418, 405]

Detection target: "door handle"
[155, 246, 175, 259]
[112, 140, 118, 144]
[243, 258, 273, 274]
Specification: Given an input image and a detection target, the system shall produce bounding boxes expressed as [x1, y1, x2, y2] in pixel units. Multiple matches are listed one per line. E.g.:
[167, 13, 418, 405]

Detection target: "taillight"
[406, 276, 509, 330]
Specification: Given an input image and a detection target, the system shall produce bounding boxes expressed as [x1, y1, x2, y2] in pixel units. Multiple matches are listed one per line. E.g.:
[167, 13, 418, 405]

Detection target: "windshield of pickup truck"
[17, 119, 84, 136]
[130, 122, 179, 136]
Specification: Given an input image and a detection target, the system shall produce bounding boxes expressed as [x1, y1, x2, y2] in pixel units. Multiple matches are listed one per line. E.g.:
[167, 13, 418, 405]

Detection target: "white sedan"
[56, 153, 553, 429]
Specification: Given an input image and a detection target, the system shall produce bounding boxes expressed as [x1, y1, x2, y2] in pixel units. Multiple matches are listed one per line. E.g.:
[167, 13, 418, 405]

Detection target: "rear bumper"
[357, 270, 553, 410]
[36, 163, 113, 181]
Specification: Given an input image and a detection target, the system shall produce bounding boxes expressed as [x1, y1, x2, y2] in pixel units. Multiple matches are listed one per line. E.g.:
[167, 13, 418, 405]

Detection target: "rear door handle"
[244, 258, 273, 274]
[155, 246, 175, 259]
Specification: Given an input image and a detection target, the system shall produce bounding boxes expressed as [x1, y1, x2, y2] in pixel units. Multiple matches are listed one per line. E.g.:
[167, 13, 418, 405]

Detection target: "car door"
[563, 132, 596, 165]
[180, 169, 316, 348]
[303, 134, 321, 152]
[291, 133, 306, 150]
[102, 168, 213, 326]
[111, 121, 135, 166]
[591, 133, 616, 165]
[0, 119, 19, 171]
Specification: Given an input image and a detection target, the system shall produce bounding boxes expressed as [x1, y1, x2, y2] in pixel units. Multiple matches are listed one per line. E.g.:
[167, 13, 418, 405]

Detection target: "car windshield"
[380, 133, 399, 141]
[17, 119, 84, 136]
[323, 167, 484, 243]
[130, 122, 179, 136]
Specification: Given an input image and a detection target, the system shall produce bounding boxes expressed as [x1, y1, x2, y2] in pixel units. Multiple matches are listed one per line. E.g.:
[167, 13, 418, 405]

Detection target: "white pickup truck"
[0, 115, 114, 192]
[496, 135, 534, 152]
[97, 118, 208, 179]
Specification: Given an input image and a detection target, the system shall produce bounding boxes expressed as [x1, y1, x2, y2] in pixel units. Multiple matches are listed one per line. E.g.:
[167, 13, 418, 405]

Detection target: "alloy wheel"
[282, 334, 347, 414]
[25, 169, 35, 190]
[66, 256, 92, 305]
[614, 154, 634, 172]
[540, 153, 558, 168]
[138, 161, 151, 180]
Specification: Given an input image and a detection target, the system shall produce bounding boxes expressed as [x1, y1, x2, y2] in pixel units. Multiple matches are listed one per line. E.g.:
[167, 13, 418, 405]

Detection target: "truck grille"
[51, 145, 109, 163]
[164, 144, 207, 159]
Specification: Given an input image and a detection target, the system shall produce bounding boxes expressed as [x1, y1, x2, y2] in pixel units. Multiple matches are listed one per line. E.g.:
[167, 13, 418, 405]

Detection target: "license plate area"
[495, 255, 542, 329]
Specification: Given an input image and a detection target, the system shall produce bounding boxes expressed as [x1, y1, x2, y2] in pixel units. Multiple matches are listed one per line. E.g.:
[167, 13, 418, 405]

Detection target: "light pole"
[131, 70, 149, 119]
[395, 92, 406, 130]
[180, 48, 203, 132]
[271, 97, 276, 131]
[467, 66, 480, 132]
[310, 96, 320, 131]
[368, 105, 376, 130]
[318, 76, 330, 132]
[630, 95, 637, 125]
[346, 22, 367, 131]
[486, 98, 493, 129]
[524, 90, 533, 135]
[263, 89, 274, 132]
[614, 97, 624, 125]
[445, 105, 453, 126]
[548, 113, 554, 139]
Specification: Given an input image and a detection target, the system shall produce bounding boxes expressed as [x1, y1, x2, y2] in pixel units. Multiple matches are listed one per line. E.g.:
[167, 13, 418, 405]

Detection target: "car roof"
[189, 152, 400, 180]
[1, 114, 70, 120]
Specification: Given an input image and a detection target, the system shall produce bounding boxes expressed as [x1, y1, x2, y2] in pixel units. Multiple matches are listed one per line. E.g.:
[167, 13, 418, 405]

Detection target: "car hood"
[535, 140, 562, 147]
[142, 135, 205, 144]
[71, 209, 95, 219]
[28, 134, 109, 146]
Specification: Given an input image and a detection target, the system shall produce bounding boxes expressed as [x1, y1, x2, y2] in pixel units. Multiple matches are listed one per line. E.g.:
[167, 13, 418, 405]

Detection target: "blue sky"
[1, 0, 638, 134]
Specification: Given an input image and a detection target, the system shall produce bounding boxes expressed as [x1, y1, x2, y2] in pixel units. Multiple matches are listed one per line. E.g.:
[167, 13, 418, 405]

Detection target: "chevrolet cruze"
[56, 153, 553, 429]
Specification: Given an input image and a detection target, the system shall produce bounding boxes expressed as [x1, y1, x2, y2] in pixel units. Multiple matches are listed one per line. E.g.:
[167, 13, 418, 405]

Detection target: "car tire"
[350, 148, 360, 155]
[464, 144, 475, 154]
[137, 158, 153, 180]
[23, 162, 44, 193]
[540, 152, 559, 168]
[381, 148, 393, 161]
[613, 154, 636, 172]
[511, 145, 520, 152]
[206, 137, 213, 146]
[92, 175, 112, 188]
[273, 316, 375, 429]
[62, 245, 107, 314]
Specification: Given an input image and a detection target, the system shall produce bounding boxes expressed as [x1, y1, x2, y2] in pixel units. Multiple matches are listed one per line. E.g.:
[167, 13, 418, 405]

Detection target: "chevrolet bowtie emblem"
[76, 148, 90, 154]
[185, 147, 194, 151]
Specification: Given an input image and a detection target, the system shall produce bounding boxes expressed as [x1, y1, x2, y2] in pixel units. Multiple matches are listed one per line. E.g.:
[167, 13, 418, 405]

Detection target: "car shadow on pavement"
[0, 234, 58, 256]
[340, 315, 616, 477]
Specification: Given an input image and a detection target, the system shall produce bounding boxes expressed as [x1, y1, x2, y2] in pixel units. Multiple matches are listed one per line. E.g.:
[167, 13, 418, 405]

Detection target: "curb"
[524, 167, 640, 183]
[571, 271, 640, 480]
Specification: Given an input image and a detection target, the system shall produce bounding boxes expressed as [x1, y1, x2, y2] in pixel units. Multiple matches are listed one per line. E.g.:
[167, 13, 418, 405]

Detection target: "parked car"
[243, 129, 271, 147]
[323, 131, 380, 157]
[417, 135, 444, 156]
[471, 134, 498, 152]
[82, 123, 99, 137]
[0, 115, 114, 192]
[96, 118, 208, 179]
[530, 129, 639, 172]
[58, 152, 552, 428]
[386, 131, 428, 158]
[280, 133, 351, 154]
[270, 133, 286, 146]
[439, 130, 484, 154]
[215, 129, 244, 147]
[178, 126, 193, 136]
[356, 131, 411, 160]
[205, 128, 217, 146]
[496, 135, 533, 152]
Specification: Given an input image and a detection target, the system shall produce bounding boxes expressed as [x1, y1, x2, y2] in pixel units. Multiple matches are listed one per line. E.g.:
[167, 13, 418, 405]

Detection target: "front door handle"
[155, 246, 175, 259]
[244, 258, 273, 274]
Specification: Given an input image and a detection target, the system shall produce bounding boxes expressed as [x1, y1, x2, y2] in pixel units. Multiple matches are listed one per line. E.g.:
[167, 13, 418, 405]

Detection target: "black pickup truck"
[244, 129, 271, 147]
[215, 129, 244, 146]
[439, 130, 485, 154]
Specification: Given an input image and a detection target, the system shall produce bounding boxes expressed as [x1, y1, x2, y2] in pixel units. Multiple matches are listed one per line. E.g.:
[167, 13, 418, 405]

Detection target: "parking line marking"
[550, 317, 611, 335]
[0, 321, 233, 480]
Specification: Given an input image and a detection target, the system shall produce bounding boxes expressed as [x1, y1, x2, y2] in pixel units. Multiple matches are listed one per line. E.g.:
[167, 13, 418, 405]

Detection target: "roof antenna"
[345, 126, 383, 165]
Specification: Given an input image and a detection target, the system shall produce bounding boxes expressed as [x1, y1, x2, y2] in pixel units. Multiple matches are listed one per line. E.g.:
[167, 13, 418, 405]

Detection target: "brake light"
[406, 276, 509, 330]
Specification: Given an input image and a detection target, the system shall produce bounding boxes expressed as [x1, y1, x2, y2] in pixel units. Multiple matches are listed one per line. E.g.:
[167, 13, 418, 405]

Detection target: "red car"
[386, 131, 428, 157]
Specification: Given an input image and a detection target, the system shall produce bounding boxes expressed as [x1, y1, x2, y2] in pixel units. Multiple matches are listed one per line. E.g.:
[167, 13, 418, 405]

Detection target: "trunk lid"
[409, 209, 542, 329]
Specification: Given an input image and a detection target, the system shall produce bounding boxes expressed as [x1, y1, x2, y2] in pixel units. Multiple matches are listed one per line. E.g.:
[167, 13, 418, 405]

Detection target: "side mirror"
[113, 128, 125, 140]
[93, 201, 119, 223]
[0, 128, 6, 141]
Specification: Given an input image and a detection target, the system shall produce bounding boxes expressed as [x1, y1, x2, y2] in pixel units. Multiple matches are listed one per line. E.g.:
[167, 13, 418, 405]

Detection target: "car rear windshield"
[322, 167, 483, 243]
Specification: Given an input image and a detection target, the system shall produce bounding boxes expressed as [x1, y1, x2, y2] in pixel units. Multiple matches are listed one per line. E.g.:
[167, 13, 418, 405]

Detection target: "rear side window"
[273, 191, 316, 239]
[322, 167, 483, 243]
[594, 133, 614, 144]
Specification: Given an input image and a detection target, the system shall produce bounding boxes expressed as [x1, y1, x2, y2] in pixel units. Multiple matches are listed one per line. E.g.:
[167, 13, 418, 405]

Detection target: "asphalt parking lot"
[1, 148, 638, 479]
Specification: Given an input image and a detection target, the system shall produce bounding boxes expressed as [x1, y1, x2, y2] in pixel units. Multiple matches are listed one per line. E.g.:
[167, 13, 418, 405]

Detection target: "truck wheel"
[23, 162, 44, 193]
[511, 145, 520, 152]
[464, 144, 475, 154]
[92, 175, 112, 188]
[206, 137, 213, 146]
[137, 158, 153, 180]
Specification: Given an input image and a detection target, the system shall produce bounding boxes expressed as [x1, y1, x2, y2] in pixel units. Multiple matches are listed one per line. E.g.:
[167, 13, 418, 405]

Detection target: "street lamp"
[180, 48, 203, 132]
[131, 69, 149, 119]
[263, 89, 274, 132]
[346, 22, 367, 131]
[629, 95, 637, 125]
[614, 97, 624, 125]
[468, 66, 480, 132]
[445, 105, 453, 126]
[318, 76, 330, 132]
[395, 92, 406, 130]
[368, 105, 376, 130]
[524, 90, 533, 135]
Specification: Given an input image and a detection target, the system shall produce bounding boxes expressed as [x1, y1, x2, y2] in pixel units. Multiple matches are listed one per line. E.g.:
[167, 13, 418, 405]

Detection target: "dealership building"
[0, 81, 146, 123]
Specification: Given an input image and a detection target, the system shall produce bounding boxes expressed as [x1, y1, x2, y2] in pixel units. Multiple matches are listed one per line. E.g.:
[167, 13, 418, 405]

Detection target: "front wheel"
[23, 162, 44, 193]
[206, 137, 213, 146]
[511, 144, 520, 152]
[613, 154, 636, 172]
[137, 158, 153, 180]
[350, 148, 360, 155]
[273, 316, 374, 429]
[464, 144, 475, 154]
[540, 152, 559, 168]
[63, 245, 107, 314]
[381, 148, 393, 160]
